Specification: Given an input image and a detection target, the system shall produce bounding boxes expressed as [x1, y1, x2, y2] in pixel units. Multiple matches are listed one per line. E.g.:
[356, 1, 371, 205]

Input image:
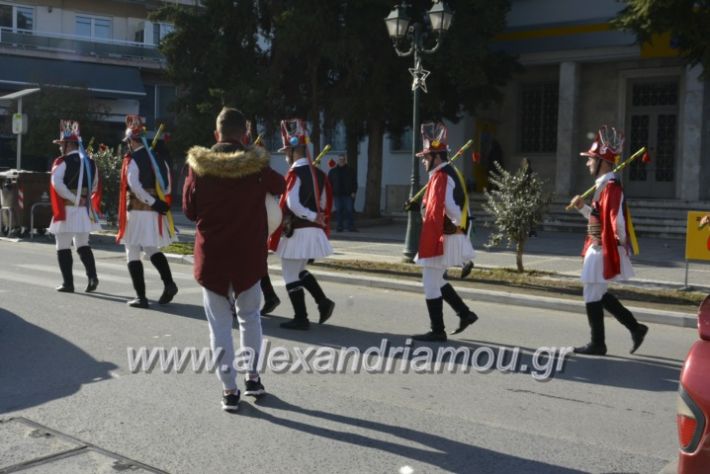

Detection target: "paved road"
[0, 240, 695, 473]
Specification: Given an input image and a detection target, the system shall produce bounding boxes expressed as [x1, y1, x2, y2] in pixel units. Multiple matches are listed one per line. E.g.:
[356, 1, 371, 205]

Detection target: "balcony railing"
[0, 28, 164, 64]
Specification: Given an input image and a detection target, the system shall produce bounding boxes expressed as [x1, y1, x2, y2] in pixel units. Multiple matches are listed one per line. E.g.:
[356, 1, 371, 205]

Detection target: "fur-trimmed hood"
[186, 144, 270, 179]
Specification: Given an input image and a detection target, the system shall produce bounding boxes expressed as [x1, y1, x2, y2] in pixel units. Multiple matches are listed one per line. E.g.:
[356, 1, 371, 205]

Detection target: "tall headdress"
[580, 125, 624, 164]
[416, 122, 449, 157]
[278, 118, 310, 152]
[52, 120, 81, 144]
[123, 115, 145, 143]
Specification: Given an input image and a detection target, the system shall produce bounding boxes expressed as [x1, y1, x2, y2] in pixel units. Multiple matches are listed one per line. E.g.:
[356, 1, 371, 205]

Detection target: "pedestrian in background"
[328, 153, 357, 232]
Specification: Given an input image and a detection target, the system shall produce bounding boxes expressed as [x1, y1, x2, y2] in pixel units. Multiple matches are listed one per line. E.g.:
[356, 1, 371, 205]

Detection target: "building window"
[153, 22, 174, 45]
[323, 121, 346, 152]
[76, 15, 112, 40]
[0, 3, 33, 31]
[389, 128, 413, 152]
[519, 82, 558, 153]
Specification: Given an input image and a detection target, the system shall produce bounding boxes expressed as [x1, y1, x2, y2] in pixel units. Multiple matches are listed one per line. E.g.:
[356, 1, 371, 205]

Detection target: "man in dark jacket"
[183, 107, 285, 412]
[328, 154, 357, 232]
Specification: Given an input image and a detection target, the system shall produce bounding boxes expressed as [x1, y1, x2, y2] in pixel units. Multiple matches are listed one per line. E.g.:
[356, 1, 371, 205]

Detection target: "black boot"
[602, 292, 648, 354]
[461, 261, 474, 279]
[56, 249, 74, 293]
[299, 270, 335, 324]
[441, 283, 478, 335]
[77, 246, 98, 292]
[150, 252, 178, 304]
[574, 301, 607, 355]
[260, 274, 280, 315]
[280, 282, 309, 330]
[412, 297, 447, 342]
[127, 260, 149, 308]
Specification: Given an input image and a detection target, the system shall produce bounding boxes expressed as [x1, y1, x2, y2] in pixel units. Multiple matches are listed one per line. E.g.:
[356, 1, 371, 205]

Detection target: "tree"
[613, 0, 710, 70]
[89, 143, 122, 226]
[22, 87, 108, 171]
[331, 0, 517, 217]
[483, 161, 552, 272]
[152, 0, 268, 156]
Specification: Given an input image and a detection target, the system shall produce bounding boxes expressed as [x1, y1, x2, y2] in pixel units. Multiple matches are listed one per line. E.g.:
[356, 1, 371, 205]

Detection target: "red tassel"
[642, 151, 651, 163]
[472, 151, 481, 164]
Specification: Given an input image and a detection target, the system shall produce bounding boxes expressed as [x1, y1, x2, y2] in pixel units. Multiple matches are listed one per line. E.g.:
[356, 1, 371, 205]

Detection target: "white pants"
[583, 283, 608, 303]
[282, 258, 308, 285]
[55, 232, 90, 250]
[202, 282, 262, 391]
[125, 245, 159, 262]
[422, 266, 446, 299]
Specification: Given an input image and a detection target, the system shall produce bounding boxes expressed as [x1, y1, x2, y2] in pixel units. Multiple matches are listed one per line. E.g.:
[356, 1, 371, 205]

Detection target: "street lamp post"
[385, 1, 453, 262]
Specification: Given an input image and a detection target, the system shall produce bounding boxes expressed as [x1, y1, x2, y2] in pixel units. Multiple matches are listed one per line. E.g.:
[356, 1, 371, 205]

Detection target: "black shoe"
[318, 298, 335, 324]
[461, 261, 474, 279]
[630, 324, 648, 354]
[573, 343, 607, 356]
[158, 281, 178, 305]
[221, 390, 240, 412]
[56, 284, 74, 293]
[451, 310, 478, 335]
[127, 297, 149, 309]
[412, 331, 447, 342]
[244, 378, 266, 397]
[85, 277, 99, 293]
[280, 319, 310, 330]
[261, 295, 281, 315]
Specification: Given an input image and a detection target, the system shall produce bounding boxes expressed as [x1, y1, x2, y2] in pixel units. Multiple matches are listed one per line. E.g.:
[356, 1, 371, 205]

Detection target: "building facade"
[366, 0, 709, 212]
[0, 0, 190, 137]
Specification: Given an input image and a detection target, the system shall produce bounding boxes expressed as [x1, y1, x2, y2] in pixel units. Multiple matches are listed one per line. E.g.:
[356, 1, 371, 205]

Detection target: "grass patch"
[163, 241, 194, 255]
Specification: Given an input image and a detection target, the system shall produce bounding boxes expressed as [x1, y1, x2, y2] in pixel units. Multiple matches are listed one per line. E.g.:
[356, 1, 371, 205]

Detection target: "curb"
[161, 253, 697, 329]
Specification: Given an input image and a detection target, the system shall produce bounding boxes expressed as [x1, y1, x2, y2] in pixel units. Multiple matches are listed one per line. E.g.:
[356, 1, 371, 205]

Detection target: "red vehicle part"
[677, 296, 710, 473]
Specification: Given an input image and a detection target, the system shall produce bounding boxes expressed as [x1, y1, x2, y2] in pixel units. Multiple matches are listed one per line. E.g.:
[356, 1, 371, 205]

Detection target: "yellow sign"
[685, 211, 710, 261]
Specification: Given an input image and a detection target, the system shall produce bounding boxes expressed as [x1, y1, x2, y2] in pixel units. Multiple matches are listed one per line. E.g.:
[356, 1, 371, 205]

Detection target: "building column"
[678, 64, 705, 201]
[555, 62, 580, 196]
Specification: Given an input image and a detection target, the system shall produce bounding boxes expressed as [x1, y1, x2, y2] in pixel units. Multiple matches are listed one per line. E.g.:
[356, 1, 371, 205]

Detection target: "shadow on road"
[0, 308, 117, 414]
[239, 394, 584, 473]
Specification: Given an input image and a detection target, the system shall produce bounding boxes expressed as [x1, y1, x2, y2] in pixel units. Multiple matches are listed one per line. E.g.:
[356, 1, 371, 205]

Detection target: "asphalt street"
[0, 239, 697, 473]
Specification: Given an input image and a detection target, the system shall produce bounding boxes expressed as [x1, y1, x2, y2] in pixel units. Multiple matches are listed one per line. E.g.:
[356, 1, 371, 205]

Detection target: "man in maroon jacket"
[183, 107, 285, 412]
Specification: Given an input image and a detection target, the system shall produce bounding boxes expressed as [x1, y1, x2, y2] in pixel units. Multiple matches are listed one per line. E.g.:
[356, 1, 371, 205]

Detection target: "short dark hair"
[216, 107, 246, 140]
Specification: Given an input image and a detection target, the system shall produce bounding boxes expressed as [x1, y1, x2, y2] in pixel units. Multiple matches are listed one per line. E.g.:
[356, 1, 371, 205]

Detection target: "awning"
[0, 55, 146, 99]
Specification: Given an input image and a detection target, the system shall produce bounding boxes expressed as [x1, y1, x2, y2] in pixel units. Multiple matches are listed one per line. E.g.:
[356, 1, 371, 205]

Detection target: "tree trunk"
[309, 62, 320, 157]
[345, 121, 360, 179]
[516, 239, 525, 272]
[363, 119, 384, 218]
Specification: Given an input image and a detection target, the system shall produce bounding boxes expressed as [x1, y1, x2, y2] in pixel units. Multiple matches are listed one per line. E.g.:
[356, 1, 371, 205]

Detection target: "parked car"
[677, 295, 710, 473]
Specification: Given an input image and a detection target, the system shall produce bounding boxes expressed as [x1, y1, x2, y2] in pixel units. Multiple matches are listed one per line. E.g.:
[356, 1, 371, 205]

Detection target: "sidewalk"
[169, 210, 710, 293]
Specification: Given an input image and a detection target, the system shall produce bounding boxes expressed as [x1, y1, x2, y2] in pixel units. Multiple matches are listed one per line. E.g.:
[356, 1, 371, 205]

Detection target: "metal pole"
[16, 97, 22, 170]
[402, 26, 422, 262]
[684, 260, 690, 289]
